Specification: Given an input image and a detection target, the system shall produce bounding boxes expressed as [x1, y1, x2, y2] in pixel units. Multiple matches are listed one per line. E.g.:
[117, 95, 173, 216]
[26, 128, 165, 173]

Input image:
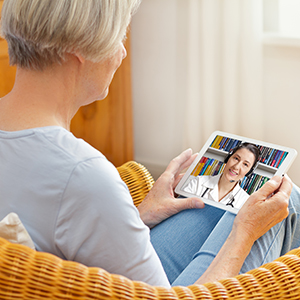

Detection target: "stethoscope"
[200, 181, 242, 208]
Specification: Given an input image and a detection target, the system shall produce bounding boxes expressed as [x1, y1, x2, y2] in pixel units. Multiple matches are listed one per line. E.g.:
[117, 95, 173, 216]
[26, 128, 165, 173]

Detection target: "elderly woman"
[0, 0, 298, 288]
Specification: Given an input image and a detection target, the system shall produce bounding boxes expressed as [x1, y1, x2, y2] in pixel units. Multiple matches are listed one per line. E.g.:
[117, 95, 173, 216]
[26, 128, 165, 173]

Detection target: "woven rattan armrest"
[117, 161, 155, 207]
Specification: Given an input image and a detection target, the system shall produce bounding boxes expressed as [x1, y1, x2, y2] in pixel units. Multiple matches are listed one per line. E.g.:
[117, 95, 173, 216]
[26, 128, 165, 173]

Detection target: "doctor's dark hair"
[224, 142, 260, 177]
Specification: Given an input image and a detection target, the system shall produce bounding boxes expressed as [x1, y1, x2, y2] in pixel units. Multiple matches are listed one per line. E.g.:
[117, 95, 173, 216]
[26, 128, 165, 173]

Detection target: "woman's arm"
[195, 175, 292, 284]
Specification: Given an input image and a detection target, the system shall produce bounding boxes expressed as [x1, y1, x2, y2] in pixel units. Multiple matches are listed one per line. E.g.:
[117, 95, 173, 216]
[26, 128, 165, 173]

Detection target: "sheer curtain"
[183, 0, 264, 151]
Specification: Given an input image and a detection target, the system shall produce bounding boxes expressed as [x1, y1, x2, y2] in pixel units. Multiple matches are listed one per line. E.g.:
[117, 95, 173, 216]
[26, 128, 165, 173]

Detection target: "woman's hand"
[137, 149, 205, 228]
[195, 174, 292, 284]
[233, 174, 292, 243]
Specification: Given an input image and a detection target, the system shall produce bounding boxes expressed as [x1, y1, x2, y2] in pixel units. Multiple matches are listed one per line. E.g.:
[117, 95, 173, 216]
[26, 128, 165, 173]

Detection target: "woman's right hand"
[233, 175, 292, 244]
[195, 174, 292, 284]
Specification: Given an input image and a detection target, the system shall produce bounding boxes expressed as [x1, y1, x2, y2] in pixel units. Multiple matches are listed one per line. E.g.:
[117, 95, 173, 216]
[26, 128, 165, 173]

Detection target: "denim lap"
[151, 184, 300, 286]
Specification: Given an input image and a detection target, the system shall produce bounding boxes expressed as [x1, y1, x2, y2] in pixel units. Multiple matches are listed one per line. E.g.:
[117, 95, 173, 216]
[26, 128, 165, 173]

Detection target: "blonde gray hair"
[1, 0, 141, 70]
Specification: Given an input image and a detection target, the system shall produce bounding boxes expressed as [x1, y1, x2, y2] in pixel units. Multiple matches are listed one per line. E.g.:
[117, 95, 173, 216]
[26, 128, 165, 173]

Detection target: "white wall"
[131, 0, 300, 185]
[263, 44, 300, 185]
[131, 0, 188, 178]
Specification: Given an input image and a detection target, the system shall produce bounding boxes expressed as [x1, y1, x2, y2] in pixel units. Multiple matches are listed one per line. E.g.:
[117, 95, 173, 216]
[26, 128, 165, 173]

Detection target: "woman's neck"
[0, 61, 81, 132]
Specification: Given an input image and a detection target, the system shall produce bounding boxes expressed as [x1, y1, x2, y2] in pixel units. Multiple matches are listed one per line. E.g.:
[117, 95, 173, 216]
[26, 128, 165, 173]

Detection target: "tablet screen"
[175, 131, 297, 214]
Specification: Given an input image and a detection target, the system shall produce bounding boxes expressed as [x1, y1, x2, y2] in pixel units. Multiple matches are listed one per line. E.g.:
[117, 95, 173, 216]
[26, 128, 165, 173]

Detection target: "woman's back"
[0, 125, 169, 286]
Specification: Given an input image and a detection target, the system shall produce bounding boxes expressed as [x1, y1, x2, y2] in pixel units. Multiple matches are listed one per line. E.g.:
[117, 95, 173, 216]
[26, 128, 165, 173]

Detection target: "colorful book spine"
[244, 173, 255, 193]
[265, 149, 275, 165]
[263, 148, 273, 164]
[275, 151, 285, 168]
[249, 175, 260, 194]
[271, 150, 281, 167]
[199, 158, 212, 175]
[207, 159, 218, 176]
[191, 157, 207, 176]
[210, 135, 223, 148]
[203, 159, 215, 175]
[212, 161, 224, 176]
[193, 158, 226, 177]
[218, 137, 226, 149]
[224, 139, 236, 152]
[221, 138, 230, 150]
[240, 174, 270, 195]
[210, 135, 242, 152]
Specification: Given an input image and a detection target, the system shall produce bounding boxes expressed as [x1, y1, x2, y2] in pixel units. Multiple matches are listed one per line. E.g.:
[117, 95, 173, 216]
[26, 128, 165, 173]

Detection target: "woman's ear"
[72, 52, 85, 64]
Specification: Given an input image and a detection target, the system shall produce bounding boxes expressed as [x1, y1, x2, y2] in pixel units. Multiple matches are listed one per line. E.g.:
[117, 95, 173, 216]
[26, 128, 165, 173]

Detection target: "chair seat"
[0, 236, 300, 299]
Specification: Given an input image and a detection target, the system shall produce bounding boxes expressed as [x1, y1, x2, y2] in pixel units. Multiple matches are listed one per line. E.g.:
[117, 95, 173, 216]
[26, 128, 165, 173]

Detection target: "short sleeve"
[55, 157, 170, 287]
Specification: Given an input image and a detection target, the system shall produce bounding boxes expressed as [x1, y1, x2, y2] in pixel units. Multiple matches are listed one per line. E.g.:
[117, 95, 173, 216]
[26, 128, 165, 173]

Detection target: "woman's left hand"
[137, 149, 205, 228]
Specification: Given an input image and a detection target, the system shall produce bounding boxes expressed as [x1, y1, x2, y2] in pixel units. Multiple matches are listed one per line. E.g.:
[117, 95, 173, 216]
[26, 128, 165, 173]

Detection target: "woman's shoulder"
[30, 126, 116, 179]
[37, 126, 105, 161]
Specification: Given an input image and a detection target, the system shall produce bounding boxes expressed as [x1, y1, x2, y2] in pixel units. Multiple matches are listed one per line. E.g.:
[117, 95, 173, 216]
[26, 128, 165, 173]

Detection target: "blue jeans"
[150, 184, 300, 286]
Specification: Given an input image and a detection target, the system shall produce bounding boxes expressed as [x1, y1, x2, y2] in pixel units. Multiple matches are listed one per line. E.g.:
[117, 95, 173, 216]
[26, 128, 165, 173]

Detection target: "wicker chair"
[1, 161, 300, 299]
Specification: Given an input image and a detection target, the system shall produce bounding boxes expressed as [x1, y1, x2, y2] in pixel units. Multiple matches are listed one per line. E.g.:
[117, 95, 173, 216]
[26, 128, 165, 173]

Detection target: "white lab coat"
[183, 174, 249, 209]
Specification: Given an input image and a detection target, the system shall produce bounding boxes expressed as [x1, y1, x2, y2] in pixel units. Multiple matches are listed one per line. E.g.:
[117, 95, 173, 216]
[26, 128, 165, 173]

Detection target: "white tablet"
[175, 131, 297, 214]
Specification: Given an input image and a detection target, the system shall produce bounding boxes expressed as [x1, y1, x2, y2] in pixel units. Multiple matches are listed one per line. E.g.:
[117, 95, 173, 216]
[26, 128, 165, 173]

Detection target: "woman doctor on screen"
[183, 143, 260, 209]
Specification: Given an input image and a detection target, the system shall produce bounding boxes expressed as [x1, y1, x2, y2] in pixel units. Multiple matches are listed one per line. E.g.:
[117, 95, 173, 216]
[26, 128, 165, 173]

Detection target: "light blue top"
[0, 126, 170, 287]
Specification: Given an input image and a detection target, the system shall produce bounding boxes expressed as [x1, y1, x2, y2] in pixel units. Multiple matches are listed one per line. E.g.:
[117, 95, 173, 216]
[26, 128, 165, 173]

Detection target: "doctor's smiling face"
[223, 148, 256, 183]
